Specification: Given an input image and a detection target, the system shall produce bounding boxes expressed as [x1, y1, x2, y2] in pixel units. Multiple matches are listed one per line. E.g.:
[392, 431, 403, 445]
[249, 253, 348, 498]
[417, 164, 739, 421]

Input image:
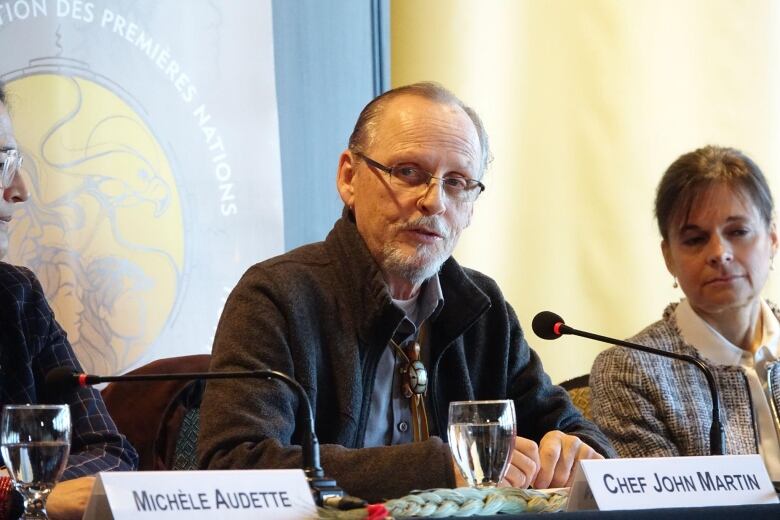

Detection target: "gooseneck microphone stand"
[45, 367, 359, 508]
[532, 311, 725, 456]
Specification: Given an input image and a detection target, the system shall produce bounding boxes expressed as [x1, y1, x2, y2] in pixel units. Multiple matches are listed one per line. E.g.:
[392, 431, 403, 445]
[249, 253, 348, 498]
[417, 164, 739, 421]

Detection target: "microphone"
[45, 367, 364, 509]
[532, 311, 725, 456]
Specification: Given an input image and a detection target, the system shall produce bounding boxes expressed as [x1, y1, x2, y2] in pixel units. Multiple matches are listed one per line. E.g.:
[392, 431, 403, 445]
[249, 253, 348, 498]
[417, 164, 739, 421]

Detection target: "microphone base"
[308, 476, 344, 506]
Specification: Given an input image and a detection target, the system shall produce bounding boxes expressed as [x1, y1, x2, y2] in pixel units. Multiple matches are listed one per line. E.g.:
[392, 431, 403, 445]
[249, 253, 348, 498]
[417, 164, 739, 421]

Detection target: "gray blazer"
[591, 302, 780, 458]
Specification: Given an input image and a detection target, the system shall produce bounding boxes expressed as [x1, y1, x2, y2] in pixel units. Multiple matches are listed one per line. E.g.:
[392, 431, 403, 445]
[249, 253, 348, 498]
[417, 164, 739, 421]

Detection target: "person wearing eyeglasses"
[0, 84, 138, 519]
[198, 82, 614, 502]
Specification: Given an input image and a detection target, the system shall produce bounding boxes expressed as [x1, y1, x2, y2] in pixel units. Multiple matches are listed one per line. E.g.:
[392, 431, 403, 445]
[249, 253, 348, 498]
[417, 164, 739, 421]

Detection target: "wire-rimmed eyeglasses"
[356, 152, 485, 203]
[0, 149, 22, 189]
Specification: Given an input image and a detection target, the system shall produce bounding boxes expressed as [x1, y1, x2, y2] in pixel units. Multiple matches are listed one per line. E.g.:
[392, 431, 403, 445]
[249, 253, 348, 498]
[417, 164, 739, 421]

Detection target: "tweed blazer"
[0, 262, 138, 478]
[591, 302, 780, 458]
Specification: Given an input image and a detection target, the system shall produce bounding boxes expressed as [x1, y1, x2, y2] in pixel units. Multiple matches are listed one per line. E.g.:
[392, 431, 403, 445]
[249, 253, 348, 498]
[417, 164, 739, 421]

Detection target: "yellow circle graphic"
[5, 74, 184, 375]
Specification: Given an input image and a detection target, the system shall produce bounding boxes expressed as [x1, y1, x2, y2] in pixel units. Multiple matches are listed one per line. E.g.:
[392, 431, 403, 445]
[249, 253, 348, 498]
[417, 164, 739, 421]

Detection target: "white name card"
[568, 455, 778, 511]
[83, 469, 318, 520]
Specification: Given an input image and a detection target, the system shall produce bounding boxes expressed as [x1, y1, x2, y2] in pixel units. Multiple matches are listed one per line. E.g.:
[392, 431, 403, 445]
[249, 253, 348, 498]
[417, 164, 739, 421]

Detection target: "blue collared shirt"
[363, 275, 444, 447]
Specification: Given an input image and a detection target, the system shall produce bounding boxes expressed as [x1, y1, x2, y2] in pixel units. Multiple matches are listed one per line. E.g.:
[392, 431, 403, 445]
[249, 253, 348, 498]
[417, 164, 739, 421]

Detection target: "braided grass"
[318, 487, 569, 518]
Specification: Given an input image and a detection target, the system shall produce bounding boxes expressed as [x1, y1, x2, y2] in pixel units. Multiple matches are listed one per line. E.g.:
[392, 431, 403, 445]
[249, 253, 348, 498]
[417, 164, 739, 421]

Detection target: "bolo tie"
[390, 323, 429, 442]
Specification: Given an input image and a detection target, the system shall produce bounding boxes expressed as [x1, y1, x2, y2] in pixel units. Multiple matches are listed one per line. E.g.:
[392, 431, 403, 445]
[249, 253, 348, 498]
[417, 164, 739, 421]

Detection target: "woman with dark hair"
[591, 145, 780, 480]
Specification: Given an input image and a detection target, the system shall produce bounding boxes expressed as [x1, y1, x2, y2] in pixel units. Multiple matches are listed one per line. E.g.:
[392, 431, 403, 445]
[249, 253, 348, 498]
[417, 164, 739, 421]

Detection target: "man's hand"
[47, 476, 95, 520]
[501, 432, 603, 489]
[532, 430, 603, 489]
[500, 436, 540, 488]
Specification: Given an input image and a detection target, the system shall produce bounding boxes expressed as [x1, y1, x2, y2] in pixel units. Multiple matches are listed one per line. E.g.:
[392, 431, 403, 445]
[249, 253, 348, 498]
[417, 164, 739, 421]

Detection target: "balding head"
[348, 82, 491, 178]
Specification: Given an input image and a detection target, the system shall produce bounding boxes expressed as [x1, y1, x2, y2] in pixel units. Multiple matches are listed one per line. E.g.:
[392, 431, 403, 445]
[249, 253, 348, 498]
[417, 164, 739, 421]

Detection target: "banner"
[0, 0, 284, 374]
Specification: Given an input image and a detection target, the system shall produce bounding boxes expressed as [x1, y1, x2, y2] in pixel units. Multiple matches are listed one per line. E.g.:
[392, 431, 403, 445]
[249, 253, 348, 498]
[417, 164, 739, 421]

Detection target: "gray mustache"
[398, 216, 450, 237]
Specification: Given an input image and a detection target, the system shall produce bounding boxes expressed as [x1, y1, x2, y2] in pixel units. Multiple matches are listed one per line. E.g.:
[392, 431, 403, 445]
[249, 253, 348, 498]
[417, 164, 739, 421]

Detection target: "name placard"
[83, 469, 318, 520]
[568, 455, 778, 511]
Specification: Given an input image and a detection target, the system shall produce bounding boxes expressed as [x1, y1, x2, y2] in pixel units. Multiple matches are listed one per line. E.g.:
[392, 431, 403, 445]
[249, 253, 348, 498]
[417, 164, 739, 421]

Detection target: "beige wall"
[392, 0, 780, 383]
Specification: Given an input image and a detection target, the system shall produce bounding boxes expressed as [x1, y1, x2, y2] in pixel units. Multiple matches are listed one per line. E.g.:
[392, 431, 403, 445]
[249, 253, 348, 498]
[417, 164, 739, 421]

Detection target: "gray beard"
[380, 242, 448, 287]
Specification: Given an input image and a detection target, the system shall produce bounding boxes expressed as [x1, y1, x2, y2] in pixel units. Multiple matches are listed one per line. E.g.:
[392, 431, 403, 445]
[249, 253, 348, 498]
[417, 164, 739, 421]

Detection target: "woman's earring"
[672, 277, 679, 289]
[771, 256, 775, 271]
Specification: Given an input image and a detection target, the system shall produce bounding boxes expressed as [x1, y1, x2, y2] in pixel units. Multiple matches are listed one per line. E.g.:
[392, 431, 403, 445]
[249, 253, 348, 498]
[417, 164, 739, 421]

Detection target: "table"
[461, 502, 780, 519]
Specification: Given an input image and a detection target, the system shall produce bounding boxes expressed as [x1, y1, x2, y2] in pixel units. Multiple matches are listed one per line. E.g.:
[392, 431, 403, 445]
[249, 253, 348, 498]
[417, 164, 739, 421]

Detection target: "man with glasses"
[0, 84, 138, 519]
[199, 83, 613, 501]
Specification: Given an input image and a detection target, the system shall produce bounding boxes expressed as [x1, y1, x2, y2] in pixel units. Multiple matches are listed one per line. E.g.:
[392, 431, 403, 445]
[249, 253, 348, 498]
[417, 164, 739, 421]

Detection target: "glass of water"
[448, 399, 516, 488]
[1, 405, 71, 520]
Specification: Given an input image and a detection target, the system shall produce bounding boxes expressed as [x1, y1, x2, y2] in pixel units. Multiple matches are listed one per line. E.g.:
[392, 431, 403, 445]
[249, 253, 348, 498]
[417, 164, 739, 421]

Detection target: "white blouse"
[675, 298, 780, 480]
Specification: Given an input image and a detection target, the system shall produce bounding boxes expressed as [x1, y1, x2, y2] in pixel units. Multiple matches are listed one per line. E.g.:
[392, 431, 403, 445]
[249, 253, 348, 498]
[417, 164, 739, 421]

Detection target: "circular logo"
[5, 72, 184, 375]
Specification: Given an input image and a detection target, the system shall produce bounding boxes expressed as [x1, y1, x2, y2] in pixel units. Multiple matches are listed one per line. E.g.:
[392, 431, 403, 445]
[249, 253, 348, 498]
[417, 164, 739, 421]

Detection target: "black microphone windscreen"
[532, 311, 565, 340]
[44, 367, 80, 396]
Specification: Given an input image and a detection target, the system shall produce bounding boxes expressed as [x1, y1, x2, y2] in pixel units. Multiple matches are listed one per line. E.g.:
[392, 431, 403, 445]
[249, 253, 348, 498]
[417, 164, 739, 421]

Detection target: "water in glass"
[448, 400, 516, 487]
[1, 405, 71, 520]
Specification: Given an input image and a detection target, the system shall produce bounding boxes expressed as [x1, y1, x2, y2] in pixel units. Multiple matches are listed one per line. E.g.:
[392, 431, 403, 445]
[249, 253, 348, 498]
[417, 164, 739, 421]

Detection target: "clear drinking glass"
[448, 399, 516, 488]
[1, 405, 71, 520]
